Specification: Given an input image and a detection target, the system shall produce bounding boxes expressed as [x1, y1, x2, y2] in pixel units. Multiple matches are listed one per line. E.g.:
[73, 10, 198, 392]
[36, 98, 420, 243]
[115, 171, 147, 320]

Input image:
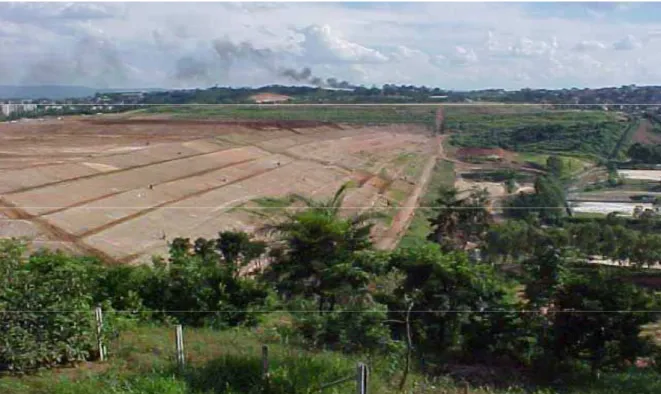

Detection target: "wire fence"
[90, 307, 372, 393]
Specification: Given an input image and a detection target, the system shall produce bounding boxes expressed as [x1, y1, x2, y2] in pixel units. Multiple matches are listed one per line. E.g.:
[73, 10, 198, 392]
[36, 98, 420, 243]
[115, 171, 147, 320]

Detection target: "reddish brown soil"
[632, 119, 661, 144]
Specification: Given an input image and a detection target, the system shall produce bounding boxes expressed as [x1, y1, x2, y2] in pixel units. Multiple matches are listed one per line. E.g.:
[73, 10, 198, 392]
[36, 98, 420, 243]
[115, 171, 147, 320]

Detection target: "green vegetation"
[504, 174, 569, 223]
[609, 118, 639, 160]
[628, 142, 661, 164]
[0, 325, 435, 394]
[142, 105, 438, 126]
[448, 111, 628, 157]
[461, 169, 532, 183]
[398, 159, 455, 249]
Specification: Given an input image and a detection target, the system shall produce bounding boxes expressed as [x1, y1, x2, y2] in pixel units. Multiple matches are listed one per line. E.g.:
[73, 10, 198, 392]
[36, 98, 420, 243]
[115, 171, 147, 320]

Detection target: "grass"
[2, 318, 660, 394]
[516, 152, 548, 167]
[0, 319, 518, 394]
[515, 152, 592, 179]
[398, 159, 455, 249]
[387, 188, 409, 204]
[609, 118, 639, 160]
[571, 211, 608, 219]
[140, 105, 439, 126]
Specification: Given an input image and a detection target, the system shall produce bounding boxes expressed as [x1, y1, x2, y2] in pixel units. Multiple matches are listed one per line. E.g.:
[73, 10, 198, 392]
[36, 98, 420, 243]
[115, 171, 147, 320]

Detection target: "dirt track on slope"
[375, 135, 443, 250]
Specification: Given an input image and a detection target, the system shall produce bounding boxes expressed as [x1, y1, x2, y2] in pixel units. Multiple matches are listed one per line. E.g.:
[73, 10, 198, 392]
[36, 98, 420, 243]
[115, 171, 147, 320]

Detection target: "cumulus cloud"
[437, 46, 478, 66]
[508, 37, 556, 57]
[612, 34, 642, 50]
[1, 2, 661, 89]
[0, 2, 119, 23]
[297, 24, 389, 64]
[572, 40, 607, 52]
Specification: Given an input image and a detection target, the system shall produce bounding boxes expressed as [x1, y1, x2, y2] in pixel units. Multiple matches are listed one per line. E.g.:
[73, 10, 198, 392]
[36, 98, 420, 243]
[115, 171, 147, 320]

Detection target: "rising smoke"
[209, 38, 356, 89]
[212, 39, 276, 72]
[22, 31, 357, 89]
[278, 66, 355, 89]
[174, 56, 212, 83]
[22, 35, 128, 88]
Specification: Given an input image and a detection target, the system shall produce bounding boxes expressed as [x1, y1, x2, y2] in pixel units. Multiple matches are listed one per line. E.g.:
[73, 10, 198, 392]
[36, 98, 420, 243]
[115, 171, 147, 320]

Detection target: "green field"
[140, 105, 438, 125]
[447, 110, 629, 157]
[137, 104, 554, 127]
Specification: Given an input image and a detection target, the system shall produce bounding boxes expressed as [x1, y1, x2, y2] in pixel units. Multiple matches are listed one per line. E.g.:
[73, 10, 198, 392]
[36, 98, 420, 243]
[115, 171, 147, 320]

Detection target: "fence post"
[94, 306, 106, 361]
[356, 362, 368, 394]
[261, 345, 269, 380]
[175, 324, 185, 371]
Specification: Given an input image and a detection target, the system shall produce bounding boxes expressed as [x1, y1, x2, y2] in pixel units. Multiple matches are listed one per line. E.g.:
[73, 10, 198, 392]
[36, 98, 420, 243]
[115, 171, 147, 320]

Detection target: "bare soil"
[632, 119, 661, 144]
[0, 115, 435, 262]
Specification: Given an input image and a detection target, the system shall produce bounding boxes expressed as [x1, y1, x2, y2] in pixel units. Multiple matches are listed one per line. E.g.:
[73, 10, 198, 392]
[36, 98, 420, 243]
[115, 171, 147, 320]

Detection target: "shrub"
[0, 243, 97, 372]
[135, 235, 272, 328]
[389, 244, 528, 364]
[290, 297, 394, 354]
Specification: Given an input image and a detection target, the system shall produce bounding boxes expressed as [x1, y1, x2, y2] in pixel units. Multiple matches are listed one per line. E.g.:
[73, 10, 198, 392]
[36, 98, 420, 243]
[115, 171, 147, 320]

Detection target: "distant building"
[1, 103, 38, 117]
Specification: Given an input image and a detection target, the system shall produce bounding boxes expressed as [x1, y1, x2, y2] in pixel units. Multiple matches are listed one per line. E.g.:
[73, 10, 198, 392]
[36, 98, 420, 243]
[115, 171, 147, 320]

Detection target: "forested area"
[628, 143, 661, 164]
[450, 121, 626, 157]
[2, 180, 661, 393]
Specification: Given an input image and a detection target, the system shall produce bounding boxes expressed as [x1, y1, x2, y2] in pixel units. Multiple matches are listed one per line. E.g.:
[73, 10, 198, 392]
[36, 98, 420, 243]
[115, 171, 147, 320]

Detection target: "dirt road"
[375, 135, 444, 250]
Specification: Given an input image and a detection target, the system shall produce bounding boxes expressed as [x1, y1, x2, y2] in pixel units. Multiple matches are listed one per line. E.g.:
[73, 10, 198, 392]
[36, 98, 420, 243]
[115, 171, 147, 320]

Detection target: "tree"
[523, 246, 567, 309]
[136, 234, 270, 328]
[389, 244, 525, 362]
[546, 155, 564, 177]
[261, 183, 382, 312]
[612, 225, 638, 265]
[483, 220, 531, 263]
[568, 222, 602, 256]
[534, 175, 568, 223]
[544, 268, 661, 377]
[427, 186, 491, 251]
[215, 231, 267, 277]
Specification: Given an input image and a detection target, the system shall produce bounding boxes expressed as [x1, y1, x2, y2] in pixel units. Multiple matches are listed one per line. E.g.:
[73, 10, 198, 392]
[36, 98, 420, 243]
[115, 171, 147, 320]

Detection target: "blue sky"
[1, 2, 661, 90]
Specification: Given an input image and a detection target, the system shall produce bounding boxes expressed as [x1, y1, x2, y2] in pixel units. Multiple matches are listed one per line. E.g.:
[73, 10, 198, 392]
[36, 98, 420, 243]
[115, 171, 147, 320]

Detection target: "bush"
[0, 243, 98, 372]
[389, 244, 527, 364]
[290, 297, 395, 354]
[98, 236, 272, 329]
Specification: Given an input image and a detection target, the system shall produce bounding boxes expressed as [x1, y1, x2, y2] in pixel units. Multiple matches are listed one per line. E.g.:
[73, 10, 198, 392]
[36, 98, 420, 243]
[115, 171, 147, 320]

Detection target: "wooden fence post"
[356, 362, 368, 394]
[175, 325, 185, 371]
[261, 345, 269, 380]
[94, 306, 106, 361]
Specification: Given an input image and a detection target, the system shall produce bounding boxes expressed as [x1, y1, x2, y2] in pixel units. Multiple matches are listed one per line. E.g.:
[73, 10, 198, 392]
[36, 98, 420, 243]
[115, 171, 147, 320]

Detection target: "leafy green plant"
[0, 243, 98, 372]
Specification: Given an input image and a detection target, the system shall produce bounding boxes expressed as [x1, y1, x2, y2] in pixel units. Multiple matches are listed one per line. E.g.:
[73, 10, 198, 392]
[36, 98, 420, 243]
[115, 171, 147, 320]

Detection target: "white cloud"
[437, 46, 478, 66]
[296, 24, 389, 64]
[508, 37, 555, 57]
[612, 34, 643, 50]
[572, 40, 607, 52]
[1, 2, 661, 89]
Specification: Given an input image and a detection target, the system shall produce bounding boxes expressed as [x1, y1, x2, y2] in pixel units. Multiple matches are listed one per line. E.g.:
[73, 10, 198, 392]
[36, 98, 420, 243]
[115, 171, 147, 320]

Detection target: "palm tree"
[427, 186, 491, 251]
[260, 182, 384, 311]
